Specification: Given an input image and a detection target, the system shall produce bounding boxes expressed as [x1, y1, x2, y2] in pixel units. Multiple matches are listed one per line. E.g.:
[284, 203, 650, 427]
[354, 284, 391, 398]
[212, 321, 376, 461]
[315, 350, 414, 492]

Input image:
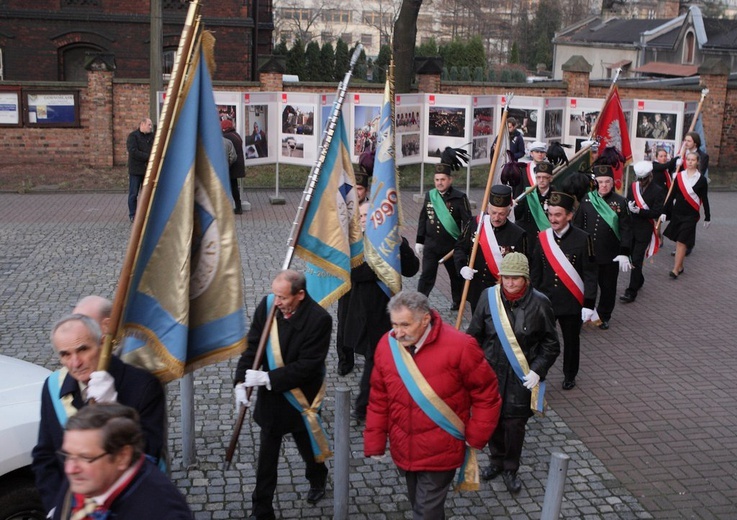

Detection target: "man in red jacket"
[364, 291, 501, 519]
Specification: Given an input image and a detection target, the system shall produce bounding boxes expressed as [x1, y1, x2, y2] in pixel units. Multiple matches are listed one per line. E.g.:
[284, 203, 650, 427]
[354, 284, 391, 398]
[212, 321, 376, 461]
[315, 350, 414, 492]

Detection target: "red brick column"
[259, 72, 283, 92]
[561, 56, 592, 98]
[417, 73, 441, 94]
[86, 69, 114, 168]
[698, 58, 729, 168]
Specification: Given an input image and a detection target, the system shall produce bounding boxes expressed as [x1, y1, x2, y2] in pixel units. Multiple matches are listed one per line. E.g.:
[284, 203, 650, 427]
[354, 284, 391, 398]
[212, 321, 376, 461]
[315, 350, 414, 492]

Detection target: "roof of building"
[631, 62, 699, 77]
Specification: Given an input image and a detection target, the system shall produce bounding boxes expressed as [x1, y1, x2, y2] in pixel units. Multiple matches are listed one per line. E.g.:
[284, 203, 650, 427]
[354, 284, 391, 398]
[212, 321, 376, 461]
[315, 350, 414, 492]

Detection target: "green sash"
[527, 190, 551, 232]
[428, 189, 460, 239]
[588, 191, 620, 240]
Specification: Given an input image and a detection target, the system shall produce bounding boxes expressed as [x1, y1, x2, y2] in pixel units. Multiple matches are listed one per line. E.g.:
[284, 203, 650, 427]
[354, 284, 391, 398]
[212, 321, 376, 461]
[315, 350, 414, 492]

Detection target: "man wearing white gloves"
[32, 314, 166, 513]
[530, 192, 597, 390]
[467, 253, 559, 494]
[234, 269, 332, 520]
[573, 164, 633, 330]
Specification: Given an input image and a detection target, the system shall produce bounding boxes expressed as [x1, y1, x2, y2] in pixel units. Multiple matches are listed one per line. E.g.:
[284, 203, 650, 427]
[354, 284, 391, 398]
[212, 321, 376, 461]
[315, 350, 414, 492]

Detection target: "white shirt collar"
[554, 224, 570, 238]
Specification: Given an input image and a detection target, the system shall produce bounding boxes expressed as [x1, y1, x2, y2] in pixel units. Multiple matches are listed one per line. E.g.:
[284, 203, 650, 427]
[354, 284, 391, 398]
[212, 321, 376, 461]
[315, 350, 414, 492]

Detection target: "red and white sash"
[476, 215, 503, 278]
[677, 171, 701, 213]
[663, 168, 672, 190]
[632, 182, 659, 258]
[538, 228, 584, 305]
[525, 162, 536, 187]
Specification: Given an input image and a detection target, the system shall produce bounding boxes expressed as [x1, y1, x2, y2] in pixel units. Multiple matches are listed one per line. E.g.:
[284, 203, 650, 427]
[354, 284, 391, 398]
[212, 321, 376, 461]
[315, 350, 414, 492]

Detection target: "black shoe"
[671, 250, 676, 256]
[562, 379, 576, 390]
[598, 321, 609, 330]
[669, 270, 679, 279]
[502, 470, 522, 494]
[234, 207, 243, 215]
[450, 302, 460, 311]
[337, 364, 354, 376]
[481, 465, 502, 481]
[306, 486, 326, 504]
[619, 293, 636, 304]
[686, 248, 693, 256]
[129, 216, 134, 223]
[350, 410, 365, 422]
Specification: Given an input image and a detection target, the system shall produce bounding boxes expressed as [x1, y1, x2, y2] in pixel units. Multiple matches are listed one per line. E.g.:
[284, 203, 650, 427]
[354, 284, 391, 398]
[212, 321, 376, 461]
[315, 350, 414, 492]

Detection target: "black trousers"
[417, 246, 463, 306]
[251, 428, 328, 519]
[335, 292, 354, 372]
[595, 261, 619, 321]
[626, 238, 650, 294]
[128, 174, 143, 219]
[354, 339, 375, 417]
[488, 415, 529, 473]
[401, 469, 456, 520]
[230, 177, 242, 211]
[557, 314, 582, 382]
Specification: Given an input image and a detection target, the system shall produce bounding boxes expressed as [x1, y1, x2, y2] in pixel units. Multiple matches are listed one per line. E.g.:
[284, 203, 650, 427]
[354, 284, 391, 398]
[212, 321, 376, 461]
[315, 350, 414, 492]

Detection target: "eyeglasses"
[56, 450, 109, 465]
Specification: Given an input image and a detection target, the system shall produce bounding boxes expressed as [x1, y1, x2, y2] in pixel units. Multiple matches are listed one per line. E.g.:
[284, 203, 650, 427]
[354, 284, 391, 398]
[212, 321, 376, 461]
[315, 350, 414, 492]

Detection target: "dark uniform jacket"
[52, 458, 192, 519]
[345, 237, 419, 356]
[222, 129, 246, 179]
[126, 129, 154, 177]
[32, 356, 166, 512]
[573, 191, 633, 264]
[626, 180, 665, 241]
[416, 186, 471, 255]
[467, 286, 560, 418]
[235, 293, 332, 436]
[530, 225, 598, 315]
[514, 188, 553, 243]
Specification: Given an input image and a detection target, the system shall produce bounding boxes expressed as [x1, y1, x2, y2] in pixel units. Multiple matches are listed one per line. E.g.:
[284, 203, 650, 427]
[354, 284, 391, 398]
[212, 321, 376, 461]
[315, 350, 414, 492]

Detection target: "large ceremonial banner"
[119, 31, 247, 383]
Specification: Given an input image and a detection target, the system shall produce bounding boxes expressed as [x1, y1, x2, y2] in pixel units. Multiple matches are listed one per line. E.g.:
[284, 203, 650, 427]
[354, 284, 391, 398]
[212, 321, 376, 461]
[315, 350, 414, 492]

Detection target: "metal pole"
[541, 452, 570, 520]
[180, 372, 197, 468]
[149, 0, 163, 122]
[332, 387, 351, 520]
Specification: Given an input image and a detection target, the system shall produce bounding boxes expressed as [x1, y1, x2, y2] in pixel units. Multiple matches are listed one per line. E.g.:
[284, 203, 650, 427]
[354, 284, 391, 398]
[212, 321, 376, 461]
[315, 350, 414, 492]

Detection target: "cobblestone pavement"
[1, 187, 734, 519]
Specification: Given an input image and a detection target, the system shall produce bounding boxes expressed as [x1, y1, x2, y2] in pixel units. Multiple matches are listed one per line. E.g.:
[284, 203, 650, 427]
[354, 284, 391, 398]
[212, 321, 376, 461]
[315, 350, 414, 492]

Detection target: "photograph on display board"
[472, 137, 489, 160]
[569, 110, 597, 137]
[427, 136, 469, 158]
[545, 109, 563, 138]
[281, 136, 305, 158]
[429, 106, 466, 138]
[643, 140, 676, 161]
[396, 106, 421, 133]
[282, 104, 314, 135]
[636, 112, 676, 140]
[321, 104, 332, 134]
[354, 105, 381, 155]
[507, 107, 537, 138]
[244, 105, 268, 159]
[218, 104, 237, 127]
[472, 107, 493, 136]
[399, 133, 421, 158]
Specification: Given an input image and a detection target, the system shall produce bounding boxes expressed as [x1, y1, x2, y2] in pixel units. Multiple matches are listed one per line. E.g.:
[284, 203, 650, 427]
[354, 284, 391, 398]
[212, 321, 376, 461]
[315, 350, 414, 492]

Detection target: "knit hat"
[498, 252, 530, 279]
[633, 160, 653, 179]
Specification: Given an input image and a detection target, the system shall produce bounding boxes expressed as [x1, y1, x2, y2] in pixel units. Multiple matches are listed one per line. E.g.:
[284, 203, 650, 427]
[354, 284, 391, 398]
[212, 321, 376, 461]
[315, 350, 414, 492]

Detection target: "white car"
[0, 355, 49, 520]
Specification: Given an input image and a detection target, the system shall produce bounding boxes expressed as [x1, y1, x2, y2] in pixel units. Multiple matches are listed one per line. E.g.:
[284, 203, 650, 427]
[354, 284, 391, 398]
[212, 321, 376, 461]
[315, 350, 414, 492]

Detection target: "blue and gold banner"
[296, 113, 363, 307]
[365, 77, 402, 297]
[119, 32, 247, 382]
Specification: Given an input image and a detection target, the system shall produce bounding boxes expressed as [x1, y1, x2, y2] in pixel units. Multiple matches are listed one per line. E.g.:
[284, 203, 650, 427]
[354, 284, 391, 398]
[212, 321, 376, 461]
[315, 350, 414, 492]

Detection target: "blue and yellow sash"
[488, 287, 546, 416]
[265, 295, 332, 462]
[48, 368, 76, 427]
[428, 189, 461, 239]
[388, 335, 478, 491]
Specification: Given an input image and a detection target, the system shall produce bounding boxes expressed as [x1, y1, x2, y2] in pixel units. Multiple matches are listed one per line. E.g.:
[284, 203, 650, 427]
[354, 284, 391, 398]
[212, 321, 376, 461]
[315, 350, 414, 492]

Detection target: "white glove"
[234, 383, 251, 411]
[245, 369, 271, 390]
[704, 221, 711, 229]
[627, 200, 640, 214]
[580, 139, 596, 148]
[523, 370, 540, 390]
[581, 308, 595, 322]
[659, 214, 667, 224]
[613, 255, 632, 273]
[370, 454, 387, 462]
[675, 157, 683, 168]
[414, 243, 424, 257]
[460, 266, 477, 281]
[87, 371, 117, 403]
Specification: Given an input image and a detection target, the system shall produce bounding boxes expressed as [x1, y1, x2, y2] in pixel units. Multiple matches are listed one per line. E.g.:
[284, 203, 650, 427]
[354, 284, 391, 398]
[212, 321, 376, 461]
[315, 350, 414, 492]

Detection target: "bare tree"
[393, 0, 422, 92]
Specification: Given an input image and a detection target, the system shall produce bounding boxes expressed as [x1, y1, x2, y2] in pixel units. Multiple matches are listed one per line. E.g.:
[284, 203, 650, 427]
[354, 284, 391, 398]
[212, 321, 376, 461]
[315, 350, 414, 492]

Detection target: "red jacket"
[364, 310, 501, 472]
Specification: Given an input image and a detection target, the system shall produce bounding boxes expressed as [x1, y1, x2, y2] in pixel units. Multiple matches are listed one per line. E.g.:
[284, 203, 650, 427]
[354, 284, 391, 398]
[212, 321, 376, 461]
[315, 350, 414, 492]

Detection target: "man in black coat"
[621, 161, 666, 303]
[126, 117, 154, 222]
[32, 314, 166, 513]
[454, 185, 527, 313]
[234, 270, 332, 520]
[467, 253, 559, 494]
[221, 119, 246, 214]
[530, 192, 597, 390]
[416, 164, 471, 310]
[573, 164, 633, 330]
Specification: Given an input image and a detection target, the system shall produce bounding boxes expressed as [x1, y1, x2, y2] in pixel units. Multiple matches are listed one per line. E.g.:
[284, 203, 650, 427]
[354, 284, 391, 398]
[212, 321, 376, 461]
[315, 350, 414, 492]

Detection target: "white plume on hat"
[633, 160, 653, 178]
[529, 141, 546, 152]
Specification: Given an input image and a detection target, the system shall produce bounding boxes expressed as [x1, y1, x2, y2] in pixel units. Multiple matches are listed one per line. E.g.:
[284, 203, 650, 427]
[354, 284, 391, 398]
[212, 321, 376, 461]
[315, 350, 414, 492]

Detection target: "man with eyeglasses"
[50, 403, 191, 519]
[32, 314, 166, 513]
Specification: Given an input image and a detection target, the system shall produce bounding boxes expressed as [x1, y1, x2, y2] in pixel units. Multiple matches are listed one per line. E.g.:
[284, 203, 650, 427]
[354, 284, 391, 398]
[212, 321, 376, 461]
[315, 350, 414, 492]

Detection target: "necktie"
[406, 345, 416, 357]
[70, 497, 99, 520]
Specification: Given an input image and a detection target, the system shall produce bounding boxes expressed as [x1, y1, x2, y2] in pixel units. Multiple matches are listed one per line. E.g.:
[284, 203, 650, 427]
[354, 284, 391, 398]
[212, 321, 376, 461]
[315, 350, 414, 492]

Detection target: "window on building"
[163, 49, 176, 80]
[60, 45, 102, 82]
[322, 9, 351, 23]
[321, 32, 334, 44]
[341, 33, 352, 44]
[684, 30, 695, 64]
[280, 31, 294, 43]
[361, 34, 373, 47]
[163, 0, 188, 9]
[362, 11, 392, 26]
[280, 8, 313, 21]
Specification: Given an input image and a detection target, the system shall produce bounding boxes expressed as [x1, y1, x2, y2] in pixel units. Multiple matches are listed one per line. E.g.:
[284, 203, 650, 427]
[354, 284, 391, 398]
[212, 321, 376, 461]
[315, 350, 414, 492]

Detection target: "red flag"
[595, 87, 632, 191]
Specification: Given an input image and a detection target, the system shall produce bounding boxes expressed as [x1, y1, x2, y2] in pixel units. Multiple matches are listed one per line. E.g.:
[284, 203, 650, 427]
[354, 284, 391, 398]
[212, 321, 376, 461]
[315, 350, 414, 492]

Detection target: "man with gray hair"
[364, 290, 501, 519]
[50, 403, 191, 518]
[72, 295, 113, 334]
[32, 314, 166, 513]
